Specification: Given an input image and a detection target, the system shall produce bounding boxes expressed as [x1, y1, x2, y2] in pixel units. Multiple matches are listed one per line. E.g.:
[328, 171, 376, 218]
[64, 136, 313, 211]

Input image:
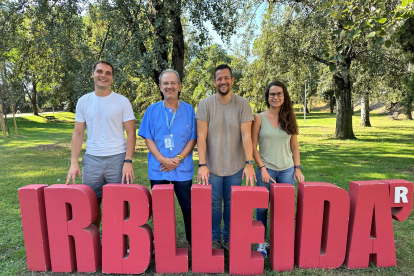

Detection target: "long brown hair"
[265, 81, 299, 135]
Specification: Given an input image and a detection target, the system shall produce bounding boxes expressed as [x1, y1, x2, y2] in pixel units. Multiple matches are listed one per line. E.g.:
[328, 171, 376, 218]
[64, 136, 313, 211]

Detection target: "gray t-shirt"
[196, 94, 254, 176]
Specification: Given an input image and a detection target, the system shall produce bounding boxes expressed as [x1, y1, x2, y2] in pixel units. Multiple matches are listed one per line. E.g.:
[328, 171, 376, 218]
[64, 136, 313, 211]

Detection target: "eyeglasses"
[269, 92, 283, 98]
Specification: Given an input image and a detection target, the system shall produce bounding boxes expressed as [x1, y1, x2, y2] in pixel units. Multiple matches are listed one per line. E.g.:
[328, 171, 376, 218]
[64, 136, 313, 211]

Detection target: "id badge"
[164, 134, 174, 150]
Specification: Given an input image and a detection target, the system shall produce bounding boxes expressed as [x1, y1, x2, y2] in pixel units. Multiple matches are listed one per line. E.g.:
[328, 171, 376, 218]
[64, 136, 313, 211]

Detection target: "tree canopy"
[1, 0, 413, 131]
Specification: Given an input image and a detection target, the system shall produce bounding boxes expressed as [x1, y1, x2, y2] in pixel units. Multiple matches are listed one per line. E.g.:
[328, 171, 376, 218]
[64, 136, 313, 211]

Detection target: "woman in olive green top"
[252, 80, 305, 258]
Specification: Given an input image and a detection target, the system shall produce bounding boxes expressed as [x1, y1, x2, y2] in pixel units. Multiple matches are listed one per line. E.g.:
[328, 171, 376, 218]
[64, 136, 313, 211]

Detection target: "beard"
[216, 85, 230, 96]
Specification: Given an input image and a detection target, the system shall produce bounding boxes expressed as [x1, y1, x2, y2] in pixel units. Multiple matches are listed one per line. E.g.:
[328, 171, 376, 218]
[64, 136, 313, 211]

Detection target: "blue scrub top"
[138, 101, 197, 181]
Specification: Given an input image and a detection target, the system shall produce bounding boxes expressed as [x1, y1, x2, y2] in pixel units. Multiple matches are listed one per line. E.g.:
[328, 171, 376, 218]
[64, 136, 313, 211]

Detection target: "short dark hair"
[214, 64, 233, 80]
[92, 60, 115, 76]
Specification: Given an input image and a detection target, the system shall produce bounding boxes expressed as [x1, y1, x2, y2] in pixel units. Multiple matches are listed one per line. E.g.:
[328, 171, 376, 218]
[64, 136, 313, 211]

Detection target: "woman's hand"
[261, 167, 276, 184]
[294, 168, 305, 183]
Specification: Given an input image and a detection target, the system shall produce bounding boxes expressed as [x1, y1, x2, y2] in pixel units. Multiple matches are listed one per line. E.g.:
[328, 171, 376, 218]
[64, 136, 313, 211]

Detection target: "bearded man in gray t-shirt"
[196, 64, 256, 250]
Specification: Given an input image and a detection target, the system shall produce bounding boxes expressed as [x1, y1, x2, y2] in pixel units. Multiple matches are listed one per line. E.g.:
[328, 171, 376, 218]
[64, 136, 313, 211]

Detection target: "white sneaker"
[257, 242, 269, 258]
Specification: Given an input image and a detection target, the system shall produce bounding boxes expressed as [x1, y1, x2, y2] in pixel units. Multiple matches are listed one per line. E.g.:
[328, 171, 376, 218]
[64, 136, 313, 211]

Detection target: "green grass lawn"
[0, 111, 413, 275]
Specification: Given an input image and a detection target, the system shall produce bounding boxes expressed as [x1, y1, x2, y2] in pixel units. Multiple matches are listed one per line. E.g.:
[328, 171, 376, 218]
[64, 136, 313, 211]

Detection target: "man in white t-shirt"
[66, 60, 136, 229]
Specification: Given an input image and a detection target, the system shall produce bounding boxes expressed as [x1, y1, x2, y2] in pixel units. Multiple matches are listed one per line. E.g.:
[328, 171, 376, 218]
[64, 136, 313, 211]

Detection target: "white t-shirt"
[75, 92, 135, 156]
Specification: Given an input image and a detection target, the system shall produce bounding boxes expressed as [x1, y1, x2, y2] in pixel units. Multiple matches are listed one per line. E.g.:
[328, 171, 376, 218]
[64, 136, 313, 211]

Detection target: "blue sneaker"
[257, 242, 269, 258]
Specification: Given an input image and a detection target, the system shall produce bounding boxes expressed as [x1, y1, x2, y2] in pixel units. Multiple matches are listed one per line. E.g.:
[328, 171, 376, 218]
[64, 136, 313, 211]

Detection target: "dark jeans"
[150, 179, 192, 242]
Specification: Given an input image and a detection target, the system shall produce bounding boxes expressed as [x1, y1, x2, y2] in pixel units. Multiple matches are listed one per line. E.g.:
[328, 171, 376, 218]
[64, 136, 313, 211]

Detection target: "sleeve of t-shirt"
[240, 98, 254, 123]
[190, 106, 197, 140]
[195, 98, 208, 122]
[122, 99, 136, 122]
[74, 96, 86, 123]
[137, 105, 153, 140]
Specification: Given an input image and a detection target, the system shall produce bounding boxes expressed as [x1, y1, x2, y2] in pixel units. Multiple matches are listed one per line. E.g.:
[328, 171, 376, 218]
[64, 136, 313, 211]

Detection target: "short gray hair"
[159, 69, 181, 84]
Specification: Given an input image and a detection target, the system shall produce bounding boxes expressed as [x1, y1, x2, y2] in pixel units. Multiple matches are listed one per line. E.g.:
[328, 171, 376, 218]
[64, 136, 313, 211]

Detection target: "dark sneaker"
[222, 241, 229, 250]
[212, 241, 221, 249]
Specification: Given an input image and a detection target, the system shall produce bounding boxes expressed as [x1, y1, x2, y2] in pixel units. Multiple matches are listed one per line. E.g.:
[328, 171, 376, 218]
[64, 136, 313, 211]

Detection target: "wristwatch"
[246, 160, 254, 165]
[124, 159, 132, 163]
[294, 165, 302, 170]
[177, 154, 184, 163]
[198, 164, 207, 167]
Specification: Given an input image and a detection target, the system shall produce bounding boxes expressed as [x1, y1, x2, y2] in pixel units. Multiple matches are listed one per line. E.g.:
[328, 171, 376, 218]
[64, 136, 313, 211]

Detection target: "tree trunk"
[31, 80, 39, 116]
[69, 98, 74, 113]
[4, 113, 10, 135]
[329, 96, 335, 113]
[171, 4, 184, 98]
[333, 70, 356, 139]
[360, 92, 371, 127]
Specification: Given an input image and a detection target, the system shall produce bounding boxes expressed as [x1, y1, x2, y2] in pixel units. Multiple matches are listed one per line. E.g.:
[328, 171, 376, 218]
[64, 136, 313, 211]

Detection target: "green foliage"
[181, 44, 232, 105]
[237, 0, 411, 138]
[1, 0, 249, 115]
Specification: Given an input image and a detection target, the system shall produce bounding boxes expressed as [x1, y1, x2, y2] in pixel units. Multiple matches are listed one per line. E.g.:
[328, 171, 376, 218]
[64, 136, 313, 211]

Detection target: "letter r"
[394, 187, 408, 203]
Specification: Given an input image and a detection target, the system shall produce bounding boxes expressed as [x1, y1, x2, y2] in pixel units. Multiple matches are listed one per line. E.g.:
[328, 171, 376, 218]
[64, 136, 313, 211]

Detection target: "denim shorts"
[82, 152, 125, 198]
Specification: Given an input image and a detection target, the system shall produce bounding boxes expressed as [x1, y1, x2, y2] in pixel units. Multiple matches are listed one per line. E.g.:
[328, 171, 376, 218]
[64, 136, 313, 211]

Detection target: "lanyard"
[163, 100, 180, 133]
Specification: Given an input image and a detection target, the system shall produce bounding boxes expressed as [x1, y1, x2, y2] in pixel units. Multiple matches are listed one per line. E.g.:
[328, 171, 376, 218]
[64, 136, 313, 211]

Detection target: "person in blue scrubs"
[138, 69, 197, 244]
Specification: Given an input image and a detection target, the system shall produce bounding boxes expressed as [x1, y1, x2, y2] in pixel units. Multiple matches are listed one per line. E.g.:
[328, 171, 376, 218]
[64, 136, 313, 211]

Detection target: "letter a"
[345, 180, 396, 268]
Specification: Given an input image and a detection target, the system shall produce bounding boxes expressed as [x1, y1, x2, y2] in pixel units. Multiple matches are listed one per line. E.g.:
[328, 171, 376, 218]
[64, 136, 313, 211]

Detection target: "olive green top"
[258, 112, 294, 171]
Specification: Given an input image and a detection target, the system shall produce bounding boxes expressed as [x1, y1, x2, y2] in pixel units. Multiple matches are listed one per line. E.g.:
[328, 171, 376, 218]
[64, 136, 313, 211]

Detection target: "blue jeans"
[256, 166, 295, 239]
[210, 168, 244, 242]
[150, 180, 192, 242]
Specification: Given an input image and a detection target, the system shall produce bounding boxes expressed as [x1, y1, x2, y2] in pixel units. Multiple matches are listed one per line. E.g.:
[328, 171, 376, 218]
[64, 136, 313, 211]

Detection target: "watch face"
[246, 160, 254, 165]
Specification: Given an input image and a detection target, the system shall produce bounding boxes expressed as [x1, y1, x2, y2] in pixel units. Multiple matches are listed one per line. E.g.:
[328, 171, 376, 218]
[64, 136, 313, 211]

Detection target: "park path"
[11, 111, 64, 118]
